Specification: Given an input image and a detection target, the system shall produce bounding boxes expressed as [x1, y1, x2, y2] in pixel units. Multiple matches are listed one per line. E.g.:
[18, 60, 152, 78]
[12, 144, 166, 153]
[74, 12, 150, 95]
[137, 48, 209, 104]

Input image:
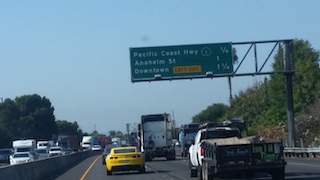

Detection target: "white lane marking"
[288, 162, 320, 168]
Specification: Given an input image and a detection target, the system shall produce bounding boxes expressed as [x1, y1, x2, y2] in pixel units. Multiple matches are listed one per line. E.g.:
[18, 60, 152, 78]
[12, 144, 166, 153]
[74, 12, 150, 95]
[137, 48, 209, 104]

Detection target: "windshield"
[16, 148, 30, 152]
[185, 132, 197, 141]
[50, 148, 61, 151]
[200, 130, 242, 141]
[104, 145, 116, 153]
[114, 148, 136, 154]
[13, 153, 30, 158]
[36, 149, 47, 154]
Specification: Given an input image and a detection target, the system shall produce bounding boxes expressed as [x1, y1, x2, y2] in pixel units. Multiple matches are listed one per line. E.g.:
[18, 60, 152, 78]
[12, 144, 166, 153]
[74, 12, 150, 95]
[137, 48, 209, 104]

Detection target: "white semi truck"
[140, 113, 176, 161]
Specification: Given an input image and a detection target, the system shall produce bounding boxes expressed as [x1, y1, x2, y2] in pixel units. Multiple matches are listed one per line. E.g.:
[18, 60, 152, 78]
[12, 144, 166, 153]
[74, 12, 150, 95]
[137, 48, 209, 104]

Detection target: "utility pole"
[126, 123, 130, 145]
[228, 77, 233, 107]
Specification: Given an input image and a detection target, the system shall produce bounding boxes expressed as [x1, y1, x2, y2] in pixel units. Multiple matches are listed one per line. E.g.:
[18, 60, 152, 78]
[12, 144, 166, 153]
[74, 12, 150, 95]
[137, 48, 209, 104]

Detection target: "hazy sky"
[1, 1, 319, 134]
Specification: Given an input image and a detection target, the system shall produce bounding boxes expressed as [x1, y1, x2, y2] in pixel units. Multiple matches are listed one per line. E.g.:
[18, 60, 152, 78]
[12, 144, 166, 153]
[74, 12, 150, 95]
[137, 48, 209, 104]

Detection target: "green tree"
[109, 130, 116, 137]
[295, 99, 320, 147]
[0, 94, 58, 147]
[226, 80, 270, 135]
[56, 119, 83, 143]
[90, 130, 105, 136]
[265, 39, 320, 125]
[56, 120, 81, 135]
[15, 94, 58, 140]
[0, 99, 20, 143]
[192, 103, 229, 123]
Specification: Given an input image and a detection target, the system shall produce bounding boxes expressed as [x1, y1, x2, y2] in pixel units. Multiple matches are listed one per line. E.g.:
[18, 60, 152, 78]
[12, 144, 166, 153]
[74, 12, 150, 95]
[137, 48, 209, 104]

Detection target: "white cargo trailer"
[141, 113, 175, 161]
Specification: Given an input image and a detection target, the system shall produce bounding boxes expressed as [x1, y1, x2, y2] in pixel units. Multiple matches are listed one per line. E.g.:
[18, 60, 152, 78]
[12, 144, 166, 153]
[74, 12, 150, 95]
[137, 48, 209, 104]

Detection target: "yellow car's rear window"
[114, 148, 136, 154]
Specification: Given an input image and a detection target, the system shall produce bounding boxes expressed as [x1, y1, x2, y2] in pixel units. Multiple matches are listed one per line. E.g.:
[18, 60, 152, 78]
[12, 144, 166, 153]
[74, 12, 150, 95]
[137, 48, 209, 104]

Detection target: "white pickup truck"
[188, 124, 242, 177]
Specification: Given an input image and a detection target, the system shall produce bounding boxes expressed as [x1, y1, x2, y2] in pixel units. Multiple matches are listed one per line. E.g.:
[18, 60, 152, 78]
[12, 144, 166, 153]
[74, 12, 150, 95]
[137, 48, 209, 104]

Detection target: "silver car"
[49, 146, 65, 157]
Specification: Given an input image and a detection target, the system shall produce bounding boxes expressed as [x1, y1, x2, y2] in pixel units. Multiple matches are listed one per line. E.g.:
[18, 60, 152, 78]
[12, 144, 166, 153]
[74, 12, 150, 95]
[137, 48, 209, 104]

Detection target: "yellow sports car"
[105, 146, 145, 175]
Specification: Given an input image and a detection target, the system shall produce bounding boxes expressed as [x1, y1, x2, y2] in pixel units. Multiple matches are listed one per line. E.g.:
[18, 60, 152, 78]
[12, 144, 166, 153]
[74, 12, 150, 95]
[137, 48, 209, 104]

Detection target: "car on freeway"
[48, 146, 65, 157]
[62, 147, 73, 155]
[105, 146, 145, 175]
[10, 152, 34, 165]
[92, 144, 102, 151]
[0, 148, 14, 164]
[102, 144, 121, 165]
[35, 148, 49, 159]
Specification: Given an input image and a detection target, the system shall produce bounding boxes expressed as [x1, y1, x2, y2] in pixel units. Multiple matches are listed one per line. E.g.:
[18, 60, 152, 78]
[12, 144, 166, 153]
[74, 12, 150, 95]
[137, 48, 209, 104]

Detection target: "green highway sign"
[129, 43, 233, 82]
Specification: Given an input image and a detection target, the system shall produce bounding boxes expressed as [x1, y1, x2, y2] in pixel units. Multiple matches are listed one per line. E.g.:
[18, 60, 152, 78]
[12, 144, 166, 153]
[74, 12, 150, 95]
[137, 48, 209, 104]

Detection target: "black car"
[0, 148, 14, 164]
[101, 144, 120, 165]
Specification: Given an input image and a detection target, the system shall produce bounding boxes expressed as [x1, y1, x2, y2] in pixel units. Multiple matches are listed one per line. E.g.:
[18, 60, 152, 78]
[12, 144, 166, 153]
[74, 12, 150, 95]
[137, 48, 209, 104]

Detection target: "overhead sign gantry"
[129, 43, 233, 82]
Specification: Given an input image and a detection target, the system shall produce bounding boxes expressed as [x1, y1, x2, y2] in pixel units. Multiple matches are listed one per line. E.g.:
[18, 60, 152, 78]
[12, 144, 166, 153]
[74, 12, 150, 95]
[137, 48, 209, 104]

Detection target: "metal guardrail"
[284, 147, 320, 153]
[284, 147, 320, 158]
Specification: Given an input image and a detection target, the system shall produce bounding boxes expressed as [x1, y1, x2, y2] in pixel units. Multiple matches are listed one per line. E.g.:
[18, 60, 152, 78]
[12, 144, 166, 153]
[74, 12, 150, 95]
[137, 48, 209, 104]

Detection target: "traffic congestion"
[0, 136, 106, 167]
[1, 1, 320, 180]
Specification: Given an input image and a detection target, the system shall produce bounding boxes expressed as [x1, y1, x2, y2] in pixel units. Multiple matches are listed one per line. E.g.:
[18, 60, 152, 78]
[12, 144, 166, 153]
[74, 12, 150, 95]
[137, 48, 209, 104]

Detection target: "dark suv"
[102, 143, 121, 165]
[0, 148, 14, 164]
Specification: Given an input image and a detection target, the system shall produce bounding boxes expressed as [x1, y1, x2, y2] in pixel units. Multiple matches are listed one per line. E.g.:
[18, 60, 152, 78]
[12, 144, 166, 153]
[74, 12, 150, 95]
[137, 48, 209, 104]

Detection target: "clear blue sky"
[1, 1, 319, 134]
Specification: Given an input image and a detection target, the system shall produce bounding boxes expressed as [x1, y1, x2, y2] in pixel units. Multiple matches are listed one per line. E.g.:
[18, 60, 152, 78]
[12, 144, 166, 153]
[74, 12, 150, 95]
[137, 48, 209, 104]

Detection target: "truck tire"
[146, 156, 152, 161]
[184, 151, 187, 157]
[271, 167, 285, 180]
[189, 160, 198, 177]
[202, 161, 213, 180]
[198, 165, 202, 180]
[145, 153, 153, 162]
[167, 155, 176, 160]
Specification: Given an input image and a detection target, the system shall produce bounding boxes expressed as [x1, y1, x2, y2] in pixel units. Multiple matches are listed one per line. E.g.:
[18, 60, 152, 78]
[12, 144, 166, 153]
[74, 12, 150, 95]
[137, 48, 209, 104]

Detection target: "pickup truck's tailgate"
[217, 145, 251, 165]
[217, 143, 282, 166]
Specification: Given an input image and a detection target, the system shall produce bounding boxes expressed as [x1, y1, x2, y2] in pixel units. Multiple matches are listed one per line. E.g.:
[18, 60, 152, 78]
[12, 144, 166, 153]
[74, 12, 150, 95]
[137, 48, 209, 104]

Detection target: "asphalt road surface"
[52, 154, 320, 180]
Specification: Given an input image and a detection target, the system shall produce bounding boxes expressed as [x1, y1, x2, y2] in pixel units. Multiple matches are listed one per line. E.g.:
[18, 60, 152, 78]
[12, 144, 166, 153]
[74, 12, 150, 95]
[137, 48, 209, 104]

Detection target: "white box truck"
[141, 113, 176, 161]
[13, 139, 37, 153]
[12, 139, 38, 160]
[81, 136, 93, 151]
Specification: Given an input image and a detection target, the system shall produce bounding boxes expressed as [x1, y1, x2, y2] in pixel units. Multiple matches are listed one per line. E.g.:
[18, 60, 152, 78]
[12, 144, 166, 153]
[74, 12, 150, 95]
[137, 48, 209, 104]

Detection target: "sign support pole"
[284, 40, 295, 147]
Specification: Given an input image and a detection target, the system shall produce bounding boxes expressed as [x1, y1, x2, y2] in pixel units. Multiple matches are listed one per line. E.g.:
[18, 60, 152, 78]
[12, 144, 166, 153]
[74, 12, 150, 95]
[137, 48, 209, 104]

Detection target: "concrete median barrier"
[0, 151, 98, 180]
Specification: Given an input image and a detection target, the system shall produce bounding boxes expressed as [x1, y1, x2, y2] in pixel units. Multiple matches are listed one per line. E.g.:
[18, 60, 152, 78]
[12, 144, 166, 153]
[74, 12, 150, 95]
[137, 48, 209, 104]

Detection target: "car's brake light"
[200, 147, 204, 156]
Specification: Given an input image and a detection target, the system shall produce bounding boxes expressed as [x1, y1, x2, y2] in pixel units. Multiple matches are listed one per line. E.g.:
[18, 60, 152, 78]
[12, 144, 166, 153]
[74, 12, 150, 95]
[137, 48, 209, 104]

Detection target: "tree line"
[192, 39, 320, 147]
[0, 94, 87, 148]
[0, 94, 131, 148]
